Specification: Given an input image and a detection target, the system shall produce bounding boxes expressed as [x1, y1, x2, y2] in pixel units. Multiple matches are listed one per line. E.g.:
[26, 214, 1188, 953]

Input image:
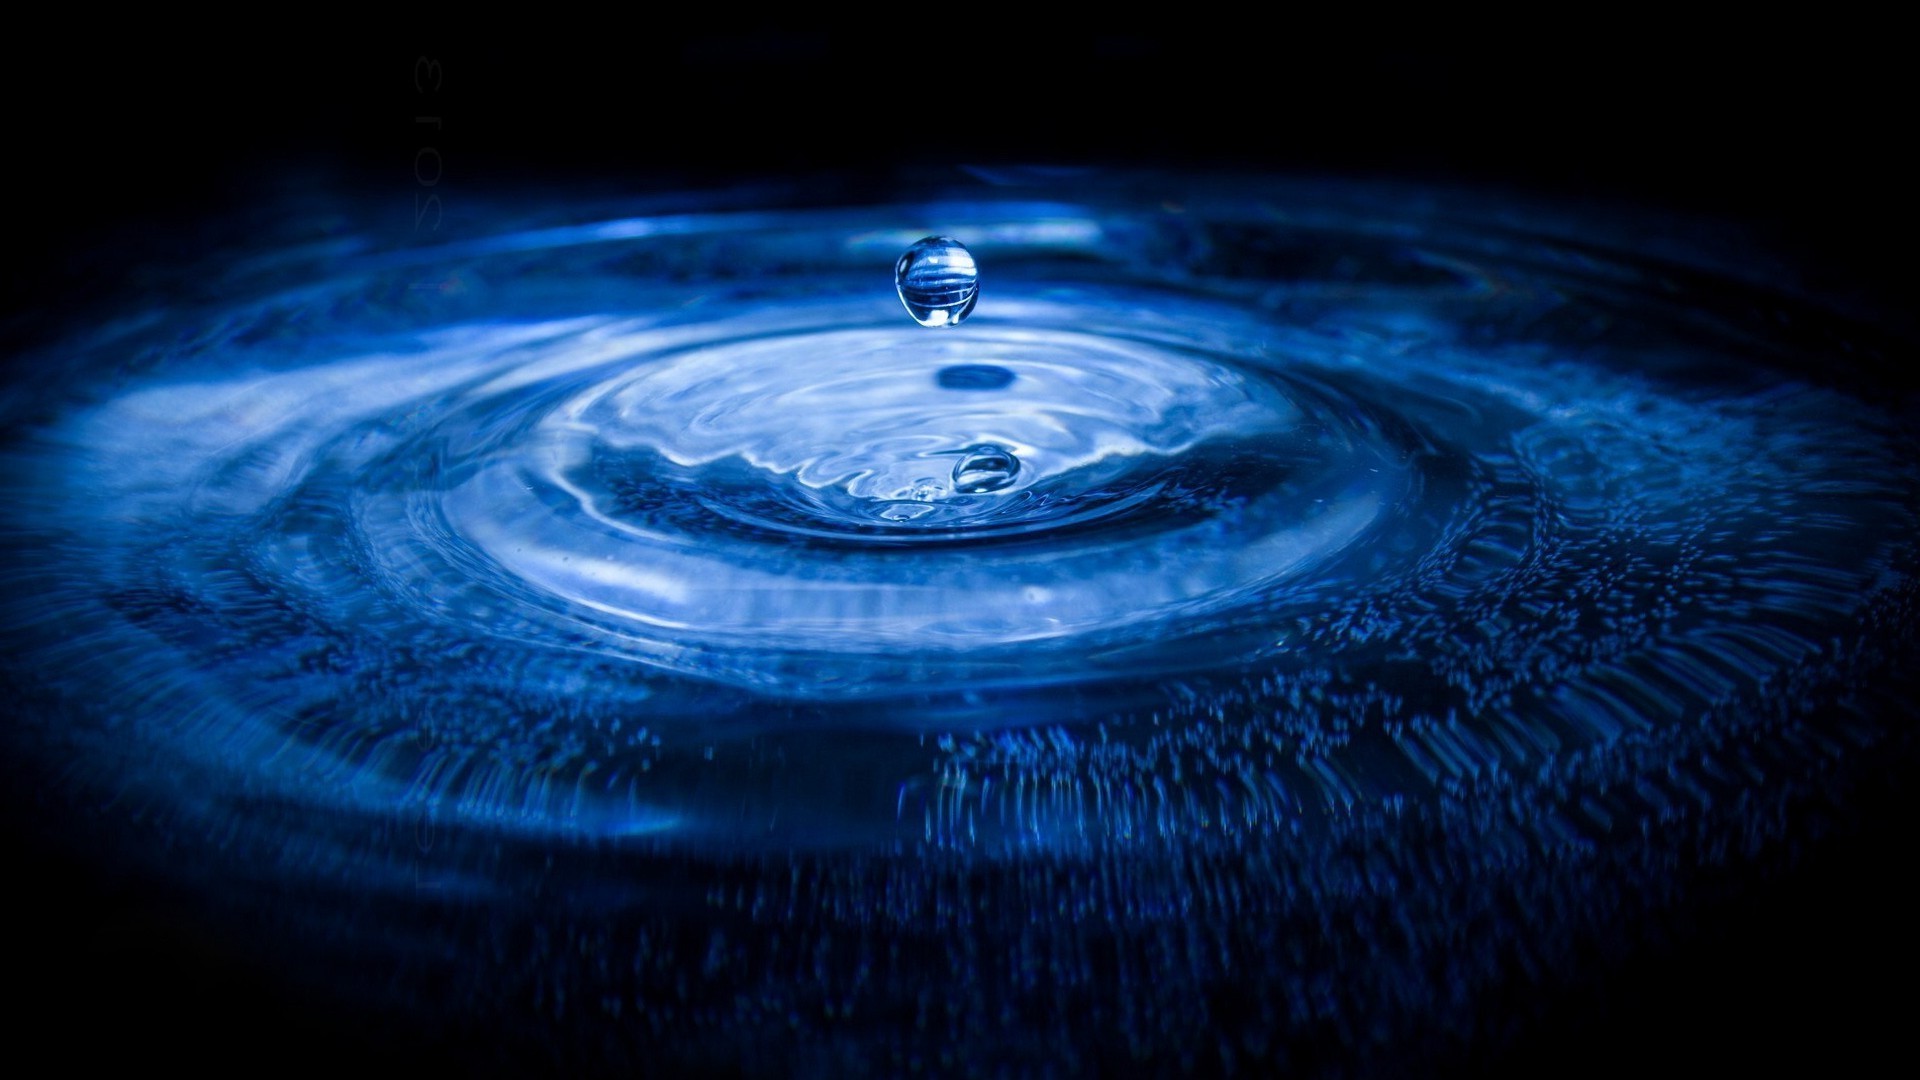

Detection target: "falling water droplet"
[952, 444, 1020, 493]
[895, 236, 979, 328]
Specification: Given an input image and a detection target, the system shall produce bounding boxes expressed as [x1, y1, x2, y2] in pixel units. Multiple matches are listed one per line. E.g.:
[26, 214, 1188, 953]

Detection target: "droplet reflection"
[937, 363, 1015, 390]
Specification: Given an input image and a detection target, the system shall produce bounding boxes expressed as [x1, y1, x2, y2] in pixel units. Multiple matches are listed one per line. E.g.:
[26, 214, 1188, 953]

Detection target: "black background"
[5, 26, 1913, 1075]
[7, 26, 1911, 326]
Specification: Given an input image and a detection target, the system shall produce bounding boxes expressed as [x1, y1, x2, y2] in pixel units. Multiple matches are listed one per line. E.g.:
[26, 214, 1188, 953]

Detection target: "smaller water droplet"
[952, 444, 1019, 493]
[896, 236, 979, 328]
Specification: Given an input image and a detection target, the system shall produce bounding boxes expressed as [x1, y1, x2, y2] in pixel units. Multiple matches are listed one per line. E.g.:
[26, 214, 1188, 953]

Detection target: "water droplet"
[936, 364, 1015, 391]
[952, 444, 1019, 493]
[895, 236, 979, 328]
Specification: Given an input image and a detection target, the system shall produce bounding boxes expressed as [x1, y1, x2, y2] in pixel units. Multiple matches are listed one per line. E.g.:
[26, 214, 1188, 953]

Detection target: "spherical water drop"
[895, 236, 979, 328]
[952, 444, 1019, 493]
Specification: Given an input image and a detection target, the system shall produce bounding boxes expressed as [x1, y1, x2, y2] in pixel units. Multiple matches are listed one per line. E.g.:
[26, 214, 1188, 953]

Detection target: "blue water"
[1, 175, 1914, 1073]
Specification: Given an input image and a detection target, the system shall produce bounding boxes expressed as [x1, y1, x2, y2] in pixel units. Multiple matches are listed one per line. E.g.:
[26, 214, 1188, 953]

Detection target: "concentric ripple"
[432, 316, 1402, 675]
[2, 177, 1915, 1073]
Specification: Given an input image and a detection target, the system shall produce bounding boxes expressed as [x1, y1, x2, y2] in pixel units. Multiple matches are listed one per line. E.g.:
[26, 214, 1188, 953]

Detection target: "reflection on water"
[1, 175, 1914, 1073]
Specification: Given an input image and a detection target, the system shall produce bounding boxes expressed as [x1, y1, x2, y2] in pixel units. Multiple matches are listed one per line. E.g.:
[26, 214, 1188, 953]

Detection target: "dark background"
[6, 27, 1910, 328]
[5, 27, 1912, 1075]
